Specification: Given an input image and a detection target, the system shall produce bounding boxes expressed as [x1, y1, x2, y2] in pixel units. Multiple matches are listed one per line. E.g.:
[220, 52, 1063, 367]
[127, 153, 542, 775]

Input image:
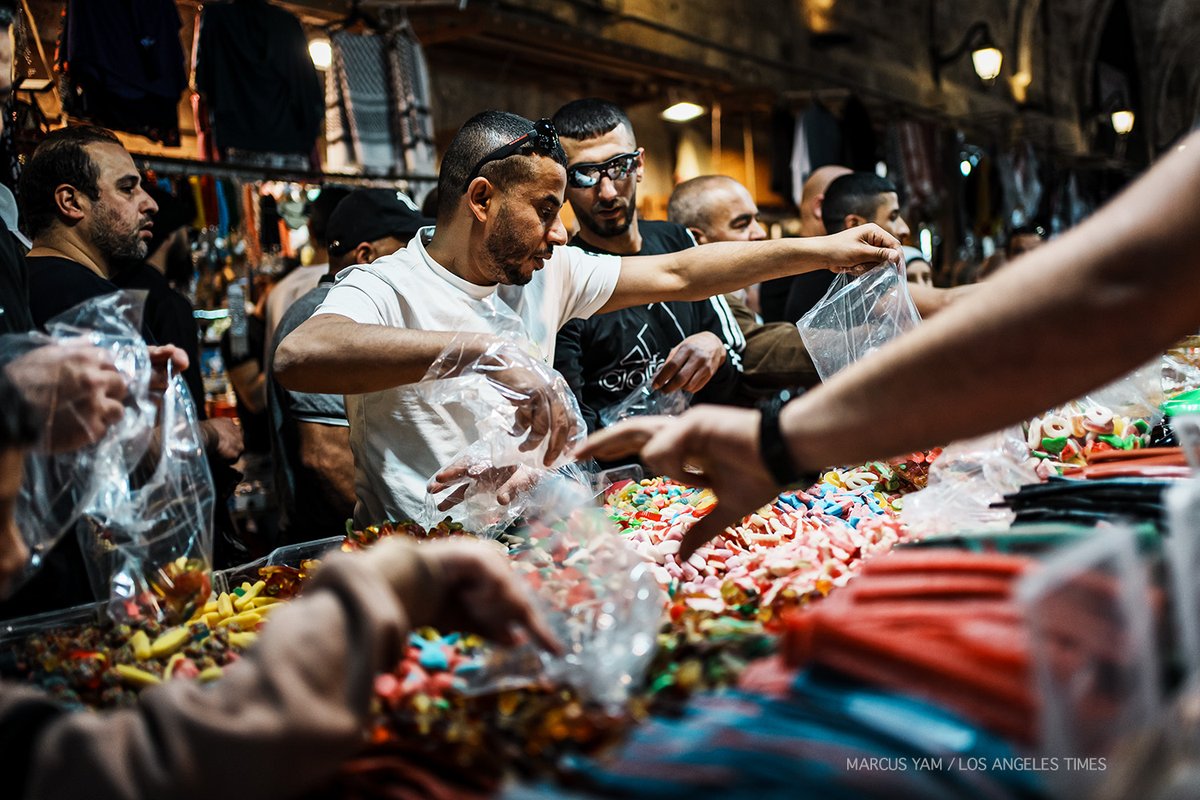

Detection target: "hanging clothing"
[788, 110, 811, 208]
[327, 31, 394, 174]
[194, 0, 323, 157]
[385, 23, 438, 197]
[57, 0, 187, 145]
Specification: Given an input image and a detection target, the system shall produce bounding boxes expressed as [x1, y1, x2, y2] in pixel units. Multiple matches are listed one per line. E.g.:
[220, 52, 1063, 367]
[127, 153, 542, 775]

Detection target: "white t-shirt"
[313, 228, 621, 525]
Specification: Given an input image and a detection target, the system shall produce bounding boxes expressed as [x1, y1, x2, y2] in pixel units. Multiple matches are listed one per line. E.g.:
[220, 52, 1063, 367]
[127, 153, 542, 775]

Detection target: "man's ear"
[466, 177, 494, 223]
[634, 147, 645, 183]
[688, 226, 709, 244]
[53, 183, 86, 223]
[351, 242, 373, 265]
[813, 194, 825, 221]
[845, 213, 868, 231]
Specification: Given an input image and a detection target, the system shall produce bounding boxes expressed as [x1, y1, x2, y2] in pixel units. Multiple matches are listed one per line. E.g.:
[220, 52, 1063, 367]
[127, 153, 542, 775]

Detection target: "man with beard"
[275, 111, 902, 526]
[550, 98, 743, 433]
[21, 126, 161, 332]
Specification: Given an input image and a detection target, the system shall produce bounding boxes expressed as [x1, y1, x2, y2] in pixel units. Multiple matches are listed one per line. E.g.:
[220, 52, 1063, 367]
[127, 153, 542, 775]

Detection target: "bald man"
[759, 165, 851, 322]
[670, 175, 820, 394]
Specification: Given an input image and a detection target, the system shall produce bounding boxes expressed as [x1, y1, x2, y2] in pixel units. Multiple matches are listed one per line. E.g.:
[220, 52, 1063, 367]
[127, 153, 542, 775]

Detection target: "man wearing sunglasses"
[275, 110, 901, 527]
[551, 98, 743, 434]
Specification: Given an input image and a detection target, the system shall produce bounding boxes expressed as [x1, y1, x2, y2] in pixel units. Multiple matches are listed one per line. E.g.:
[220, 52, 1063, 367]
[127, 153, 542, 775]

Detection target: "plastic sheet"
[82, 370, 215, 625]
[418, 336, 589, 537]
[900, 427, 1040, 537]
[466, 477, 665, 709]
[0, 292, 157, 600]
[1016, 524, 1159, 792]
[796, 263, 921, 381]
[598, 380, 690, 429]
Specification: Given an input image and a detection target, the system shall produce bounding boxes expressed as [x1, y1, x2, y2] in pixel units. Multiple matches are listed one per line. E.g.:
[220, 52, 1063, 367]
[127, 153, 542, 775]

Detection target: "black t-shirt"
[0, 217, 33, 335]
[220, 314, 270, 455]
[554, 220, 743, 432]
[112, 263, 207, 419]
[782, 270, 838, 324]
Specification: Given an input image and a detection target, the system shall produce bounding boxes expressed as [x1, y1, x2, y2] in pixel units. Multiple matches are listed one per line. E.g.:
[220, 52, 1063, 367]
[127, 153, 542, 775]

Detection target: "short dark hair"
[19, 125, 122, 238]
[0, 369, 39, 449]
[822, 173, 898, 234]
[552, 98, 633, 142]
[435, 110, 566, 221]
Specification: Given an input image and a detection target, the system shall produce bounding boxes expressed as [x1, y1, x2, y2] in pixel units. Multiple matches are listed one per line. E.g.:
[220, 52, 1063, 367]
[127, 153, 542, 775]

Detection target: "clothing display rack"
[131, 153, 437, 189]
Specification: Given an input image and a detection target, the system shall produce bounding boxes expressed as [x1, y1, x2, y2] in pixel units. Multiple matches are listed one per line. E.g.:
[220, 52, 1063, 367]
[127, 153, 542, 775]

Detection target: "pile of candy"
[1025, 402, 1152, 477]
[605, 473, 913, 623]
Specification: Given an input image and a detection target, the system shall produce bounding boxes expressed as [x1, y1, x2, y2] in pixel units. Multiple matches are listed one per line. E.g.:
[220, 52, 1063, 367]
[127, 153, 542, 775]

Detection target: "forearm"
[274, 314, 487, 394]
[781, 134, 1200, 471]
[609, 239, 835, 309]
[23, 548, 428, 800]
[298, 422, 358, 512]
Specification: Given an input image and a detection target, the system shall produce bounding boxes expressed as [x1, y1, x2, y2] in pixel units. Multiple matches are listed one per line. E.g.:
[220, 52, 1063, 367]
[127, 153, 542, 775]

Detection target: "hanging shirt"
[194, 0, 323, 157]
[59, 0, 187, 145]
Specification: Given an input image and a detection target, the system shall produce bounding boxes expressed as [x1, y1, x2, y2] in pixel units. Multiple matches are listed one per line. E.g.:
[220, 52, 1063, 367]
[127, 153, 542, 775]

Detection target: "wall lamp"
[931, 21, 1003, 86]
[1097, 92, 1135, 136]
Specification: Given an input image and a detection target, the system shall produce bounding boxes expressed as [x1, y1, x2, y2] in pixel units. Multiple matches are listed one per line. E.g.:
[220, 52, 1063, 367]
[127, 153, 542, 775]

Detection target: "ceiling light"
[1110, 109, 1135, 136]
[661, 102, 706, 123]
[308, 39, 332, 70]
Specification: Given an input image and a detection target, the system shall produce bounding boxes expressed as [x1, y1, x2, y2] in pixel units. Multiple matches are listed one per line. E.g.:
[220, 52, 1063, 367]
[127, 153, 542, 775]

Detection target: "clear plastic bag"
[796, 263, 921, 381]
[463, 476, 665, 708]
[598, 379, 690, 429]
[1024, 361, 1164, 468]
[900, 427, 1039, 537]
[0, 292, 157, 599]
[82, 370, 215, 625]
[418, 335, 589, 535]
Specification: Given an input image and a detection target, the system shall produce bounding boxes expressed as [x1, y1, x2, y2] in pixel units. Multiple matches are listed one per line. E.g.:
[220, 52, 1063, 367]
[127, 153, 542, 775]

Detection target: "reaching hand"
[148, 345, 190, 394]
[377, 537, 562, 654]
[577, 406, 782, 560]
[820, 223, 904, 275]
[427, 460, 542, 511]
[201, 417, 244, 462]
[4, 342, 128, 452]
[652, 331, 727, 393]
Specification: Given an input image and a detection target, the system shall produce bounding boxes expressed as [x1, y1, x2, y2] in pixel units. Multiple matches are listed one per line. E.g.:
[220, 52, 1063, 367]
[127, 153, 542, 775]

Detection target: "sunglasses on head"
[463, 118, 560, 192]
[566, 150, 641, 189]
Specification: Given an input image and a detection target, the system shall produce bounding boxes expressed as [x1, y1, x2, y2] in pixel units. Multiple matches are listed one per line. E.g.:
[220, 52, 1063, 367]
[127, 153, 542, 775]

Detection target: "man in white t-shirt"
[275, 111, 902, 526]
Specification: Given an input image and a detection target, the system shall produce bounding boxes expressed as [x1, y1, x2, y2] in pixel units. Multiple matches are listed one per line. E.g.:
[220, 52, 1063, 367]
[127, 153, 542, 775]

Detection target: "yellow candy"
[197, 666, 223, 683]
[228, 631, 258, 649]
[115, 664, 161, 687]
[217, 592, 234, 619]
[216, 610, 261, 630]
[150, 627, 190, 659]
[128, 629, 152, 661]
[233, 580, 266, 611]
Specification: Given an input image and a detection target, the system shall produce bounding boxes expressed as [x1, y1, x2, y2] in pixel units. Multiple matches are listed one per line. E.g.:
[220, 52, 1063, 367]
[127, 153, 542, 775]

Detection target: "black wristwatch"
[757, 388, 814, 486]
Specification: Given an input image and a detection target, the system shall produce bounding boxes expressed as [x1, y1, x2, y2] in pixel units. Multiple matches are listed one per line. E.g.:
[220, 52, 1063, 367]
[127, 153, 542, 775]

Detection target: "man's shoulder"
[274, 284, 332, 346]
[637, 220, 695, 255]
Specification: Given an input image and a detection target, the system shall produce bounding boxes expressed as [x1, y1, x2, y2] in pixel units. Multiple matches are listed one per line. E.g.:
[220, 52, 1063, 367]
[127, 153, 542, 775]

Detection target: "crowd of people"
[1, 0, 1199, 791]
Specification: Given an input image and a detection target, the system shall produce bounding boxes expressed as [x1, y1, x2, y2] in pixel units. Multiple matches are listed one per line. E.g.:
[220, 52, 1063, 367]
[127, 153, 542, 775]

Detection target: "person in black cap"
[266, 187, 431, 545]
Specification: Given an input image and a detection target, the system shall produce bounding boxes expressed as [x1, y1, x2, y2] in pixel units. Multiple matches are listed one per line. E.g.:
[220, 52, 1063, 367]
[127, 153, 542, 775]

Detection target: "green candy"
[1040, 436, 1068, 454]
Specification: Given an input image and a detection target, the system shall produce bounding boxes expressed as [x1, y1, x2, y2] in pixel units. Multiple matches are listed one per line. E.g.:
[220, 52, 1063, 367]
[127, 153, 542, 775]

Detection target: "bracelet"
[757, 388, 815, 487]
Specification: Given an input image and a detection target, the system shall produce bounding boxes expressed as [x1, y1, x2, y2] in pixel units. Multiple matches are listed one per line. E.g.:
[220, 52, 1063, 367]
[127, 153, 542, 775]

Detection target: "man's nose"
[749, 219, 767, 241]
[895, 216, 911, 243]
[596, 176, 618, 202]
[547, 214, 568, 246]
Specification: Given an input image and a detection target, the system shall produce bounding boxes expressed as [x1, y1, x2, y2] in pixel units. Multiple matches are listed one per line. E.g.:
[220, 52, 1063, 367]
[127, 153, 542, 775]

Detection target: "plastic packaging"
[81, 370, 215, 625]
[900, 427, 1040, 537]
[796, 262, 921, 381]
[465, 476, 666, 708]
[418, 335, 589, 536]
[1015, 524, 1159, 789]
[598, 380, 690, 429]
[0, 292, 157, 600]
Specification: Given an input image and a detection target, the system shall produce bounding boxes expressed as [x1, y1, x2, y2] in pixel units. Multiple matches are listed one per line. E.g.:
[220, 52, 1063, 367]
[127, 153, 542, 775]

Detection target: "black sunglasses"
[566, 151, 640, 189]
[463, 118, 560, 192]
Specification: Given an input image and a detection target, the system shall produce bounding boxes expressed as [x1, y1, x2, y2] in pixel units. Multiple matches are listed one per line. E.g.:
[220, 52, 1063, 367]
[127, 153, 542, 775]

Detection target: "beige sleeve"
[20, 545, 428, 800]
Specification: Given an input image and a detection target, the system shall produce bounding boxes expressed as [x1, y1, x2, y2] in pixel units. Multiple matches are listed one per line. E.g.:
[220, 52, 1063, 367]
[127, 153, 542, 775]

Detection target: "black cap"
[327, 189, 433, 256]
